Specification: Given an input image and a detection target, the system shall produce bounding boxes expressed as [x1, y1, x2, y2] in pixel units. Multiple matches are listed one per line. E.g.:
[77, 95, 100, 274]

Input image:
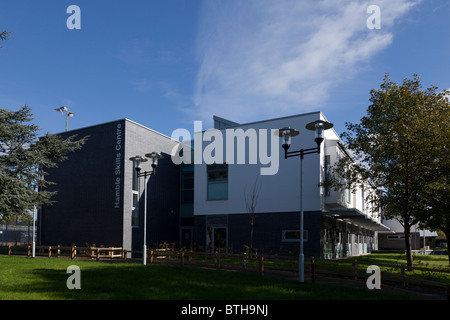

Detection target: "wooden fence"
[1, 245, 449, 299]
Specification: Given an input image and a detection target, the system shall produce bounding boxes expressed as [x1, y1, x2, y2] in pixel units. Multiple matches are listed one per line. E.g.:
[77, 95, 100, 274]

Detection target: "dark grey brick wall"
[39, 119, 181, 250]
[39, 120, 126, 247]
[193, 211, 322, 257]
[131, 154, 180, 250]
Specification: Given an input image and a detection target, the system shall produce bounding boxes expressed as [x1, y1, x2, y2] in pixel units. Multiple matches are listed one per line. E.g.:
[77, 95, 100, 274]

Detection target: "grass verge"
[0, 255, 411, 300]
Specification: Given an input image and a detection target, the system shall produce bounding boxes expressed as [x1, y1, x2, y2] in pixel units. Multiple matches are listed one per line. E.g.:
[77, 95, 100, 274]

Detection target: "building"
[378, 219, 438, 250]
[39, 111, 390, 259]
[190, 112, 390, 258]
[39, 119, 180, 252]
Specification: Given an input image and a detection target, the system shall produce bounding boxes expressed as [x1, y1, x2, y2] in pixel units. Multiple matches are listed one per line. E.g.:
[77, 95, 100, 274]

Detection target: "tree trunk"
[404, 224, 414, 268]
[443, 221, 450, 267]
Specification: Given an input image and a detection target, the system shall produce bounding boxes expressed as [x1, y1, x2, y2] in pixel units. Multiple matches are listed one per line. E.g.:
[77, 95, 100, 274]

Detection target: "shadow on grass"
[2, 258, 411, 300]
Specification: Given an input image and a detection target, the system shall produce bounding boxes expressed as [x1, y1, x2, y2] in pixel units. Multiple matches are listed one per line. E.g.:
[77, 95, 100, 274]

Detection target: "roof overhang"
[323, 208, 391, 232]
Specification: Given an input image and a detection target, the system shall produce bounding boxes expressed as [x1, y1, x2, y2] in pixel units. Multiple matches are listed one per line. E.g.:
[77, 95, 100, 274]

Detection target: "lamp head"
[54, 106, 70, 114]
[274, 127, 299, 151]
[145, 152, 164, 169]
[129, 155, 147, 172]
[305, 120, 333, 146]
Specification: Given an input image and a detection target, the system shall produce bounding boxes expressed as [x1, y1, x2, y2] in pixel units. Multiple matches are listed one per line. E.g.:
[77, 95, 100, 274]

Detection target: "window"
[207, 164, 228, 200]
[324, 155, 331, 196]
[131, 193, 139, 227]
[387, 235, 405, 240]
[345, 185, 351, 203]
[131, 165, 139, 227]
[361, 185, 365, 212]
[181, 165, 194, 204]
[282, 230, 308, 242]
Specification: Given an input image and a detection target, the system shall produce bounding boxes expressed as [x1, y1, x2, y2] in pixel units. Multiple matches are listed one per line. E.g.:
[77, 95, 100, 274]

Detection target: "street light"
[129, 152, 164, 265]
[54, 106, 75, 132]
[275, 119, 333, 283]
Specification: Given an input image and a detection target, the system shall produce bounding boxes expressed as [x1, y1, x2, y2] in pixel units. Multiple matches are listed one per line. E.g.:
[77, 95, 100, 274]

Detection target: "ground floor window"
[206, 226, 228, 252]
[281, 230, 308, 242]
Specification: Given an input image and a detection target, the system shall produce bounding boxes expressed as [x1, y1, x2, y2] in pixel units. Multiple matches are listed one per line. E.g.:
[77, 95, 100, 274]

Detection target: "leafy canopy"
[0, 106, 87, 222]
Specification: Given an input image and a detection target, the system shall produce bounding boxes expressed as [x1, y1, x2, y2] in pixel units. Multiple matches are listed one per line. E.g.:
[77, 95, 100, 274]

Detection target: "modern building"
[190, 112, 390, 258]
[39, 111, 390, 259]
[378, 219, 438, 250]
[39, 119, 180, 252]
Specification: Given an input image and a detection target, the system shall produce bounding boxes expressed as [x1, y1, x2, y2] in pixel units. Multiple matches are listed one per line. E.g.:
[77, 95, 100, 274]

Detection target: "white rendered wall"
[194, 112, 340, 216]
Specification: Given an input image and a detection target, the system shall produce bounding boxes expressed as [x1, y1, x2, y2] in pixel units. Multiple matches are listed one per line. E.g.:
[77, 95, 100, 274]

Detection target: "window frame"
[206, 163, 228, 201]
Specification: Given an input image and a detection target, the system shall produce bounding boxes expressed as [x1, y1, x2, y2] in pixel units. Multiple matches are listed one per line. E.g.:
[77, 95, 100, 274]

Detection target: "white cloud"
[187, 0, 418, 126]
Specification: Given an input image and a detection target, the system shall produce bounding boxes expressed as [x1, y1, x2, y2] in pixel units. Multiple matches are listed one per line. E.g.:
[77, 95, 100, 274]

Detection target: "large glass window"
[345, 179, 351, 204]
[131, 192, 139, 227]
[181, 166, 194, 204]
[132, 165, 139, 227]
[207, 164, 228, 200]
[324, 155, 331, 196]
[361, 185, 365, 212]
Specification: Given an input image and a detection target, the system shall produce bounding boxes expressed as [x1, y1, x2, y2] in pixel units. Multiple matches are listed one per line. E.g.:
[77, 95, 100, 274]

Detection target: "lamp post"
[54, 106, 75, 132]
[275, 120, 333, 283]
[129, 152, 163, 265]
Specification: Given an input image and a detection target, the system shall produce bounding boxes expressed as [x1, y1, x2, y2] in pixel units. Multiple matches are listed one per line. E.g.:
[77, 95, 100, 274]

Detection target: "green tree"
[416, 97, 450, 265]
[0, 106, 87, 222]
[326, 74, 449, 267]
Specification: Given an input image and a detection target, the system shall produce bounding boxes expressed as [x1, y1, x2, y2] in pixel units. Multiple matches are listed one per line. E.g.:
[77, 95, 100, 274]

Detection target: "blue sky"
[0, 0, 449, 138]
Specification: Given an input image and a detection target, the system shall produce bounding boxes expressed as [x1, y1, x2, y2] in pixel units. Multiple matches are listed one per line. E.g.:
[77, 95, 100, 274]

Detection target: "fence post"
[259, 256, 264, 276]
[27, 245, 31, 257]
[124, 249, 128, 263]
[96, 248, 100, 261]
[150, 250, 154, 264]
[216, 252, 221, 270]
[8, 245, 11, 256]
[71, 245, 75, 259]
[311, 257, 316, 283]
[48, 246, 52, 258]
[181, 251, 185, 267]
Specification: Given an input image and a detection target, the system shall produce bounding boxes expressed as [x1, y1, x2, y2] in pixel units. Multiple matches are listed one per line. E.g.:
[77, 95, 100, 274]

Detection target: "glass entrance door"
[207, 227, 228, 252]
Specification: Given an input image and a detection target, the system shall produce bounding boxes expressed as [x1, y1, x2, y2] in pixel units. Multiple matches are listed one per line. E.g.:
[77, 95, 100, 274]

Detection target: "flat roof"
[46, 118, 179, 143]
[324, 208, 391, 232]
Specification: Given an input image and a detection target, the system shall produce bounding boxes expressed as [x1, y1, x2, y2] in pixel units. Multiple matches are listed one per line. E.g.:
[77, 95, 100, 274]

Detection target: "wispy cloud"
[187, 0, 418, 125]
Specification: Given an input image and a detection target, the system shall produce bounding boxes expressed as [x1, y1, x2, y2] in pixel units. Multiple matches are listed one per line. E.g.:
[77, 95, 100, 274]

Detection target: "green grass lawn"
[348, 253, 450, 284]
[0, 255, 410, 300]
[351, 253, 450, 270]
